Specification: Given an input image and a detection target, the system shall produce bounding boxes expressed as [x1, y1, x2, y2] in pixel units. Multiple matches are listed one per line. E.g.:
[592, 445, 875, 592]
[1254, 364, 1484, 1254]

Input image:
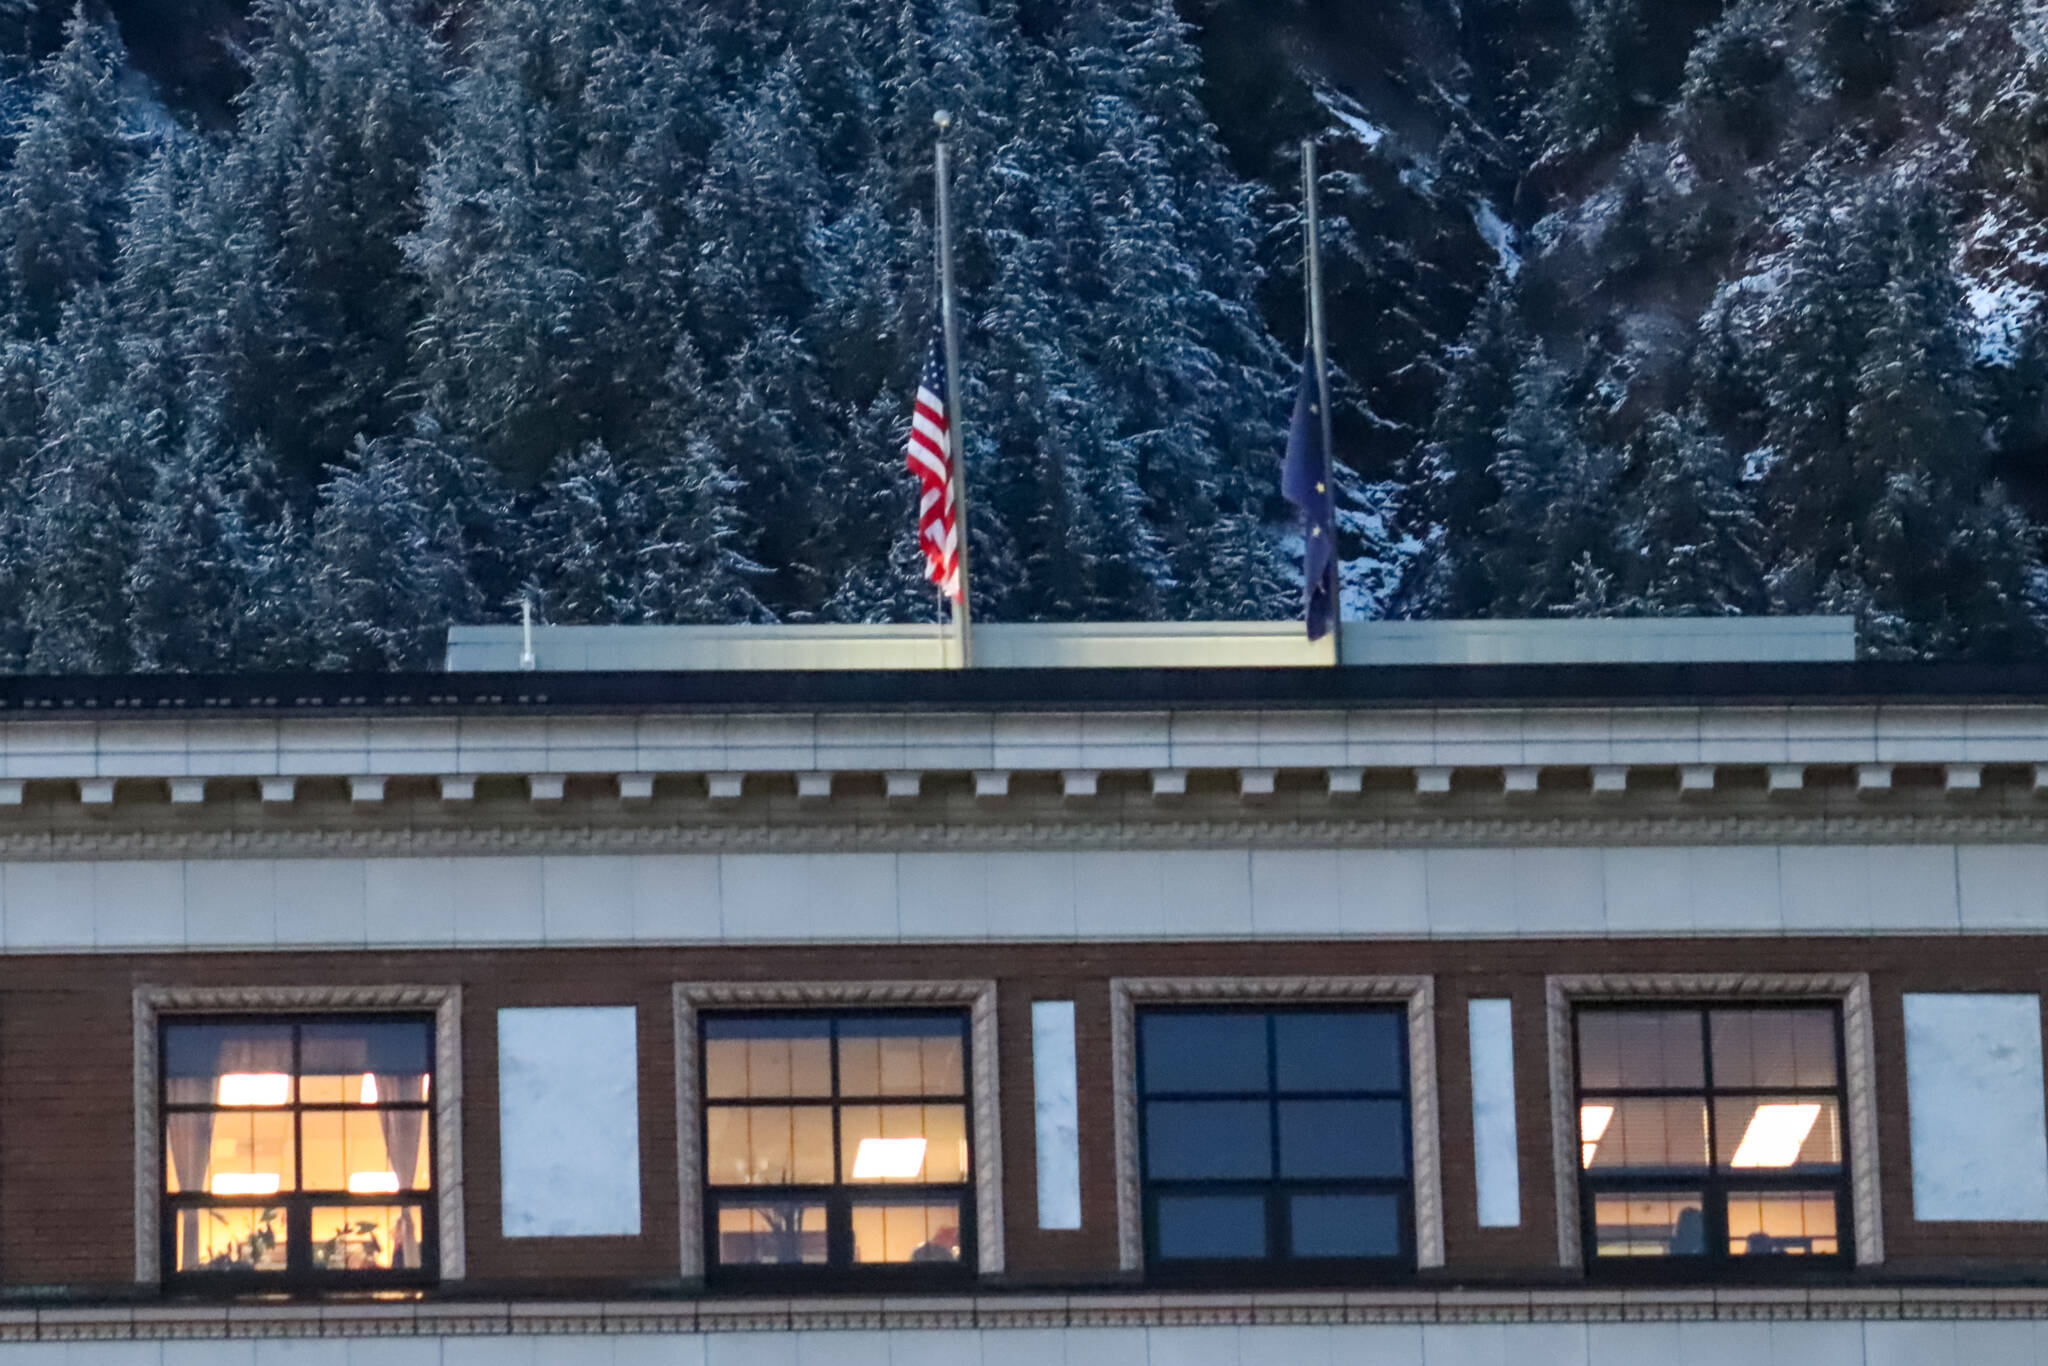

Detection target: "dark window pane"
[1140, 1014, 1268, 1093]
[1144, 1100, 1271, 1179]
[301, 1020, 429, 1078]
[1592, 1192, 1705, 1258]
[1726, 1190, 1840, 1257]
[1578, 1011, 1706, 1090]
[1273, 1012, 1403, 1093]
[716, 1200, 828, 1265]
[1277, 1099, 1407, 1179]
[1154, 1194, 1267, 1259]
[1290, 1192, 1401, 1258]
[163, 1022, 294, 1105]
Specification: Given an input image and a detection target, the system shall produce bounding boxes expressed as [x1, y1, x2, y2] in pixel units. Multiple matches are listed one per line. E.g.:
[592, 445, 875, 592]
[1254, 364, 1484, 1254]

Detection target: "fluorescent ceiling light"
[216, 1073, 290, 1107]
[851, 1136, 928, 1180]
[1580, 1104, 1615, 1168]
[1729, 1103, 1821, 1168]
[347, 1170, 401, 1194]
[209, 1172, 282, 1196]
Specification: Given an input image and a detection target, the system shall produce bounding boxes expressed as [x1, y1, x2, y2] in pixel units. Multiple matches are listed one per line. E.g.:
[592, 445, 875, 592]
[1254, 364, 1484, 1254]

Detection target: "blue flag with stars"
[1281, 352, 1338, 640]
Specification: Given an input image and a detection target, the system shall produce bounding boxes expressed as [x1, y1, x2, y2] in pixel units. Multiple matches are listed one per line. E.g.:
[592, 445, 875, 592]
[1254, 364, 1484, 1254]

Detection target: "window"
[1575, 1005, 1848, 1270]
[701, 1011, 972, 1279]
[162, 1015, 436, 1288]
[1137, 1007, 1411, 1271]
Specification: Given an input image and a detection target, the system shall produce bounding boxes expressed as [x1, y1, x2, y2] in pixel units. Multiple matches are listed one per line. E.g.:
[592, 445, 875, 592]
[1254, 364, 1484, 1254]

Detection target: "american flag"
[906, 330, 961, 601]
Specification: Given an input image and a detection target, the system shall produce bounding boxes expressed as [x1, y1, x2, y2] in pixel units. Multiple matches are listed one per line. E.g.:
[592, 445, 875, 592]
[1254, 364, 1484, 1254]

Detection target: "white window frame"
[132, 984, 466, 1285]
[1109, 975, 1444, 1271]
[1544, 972, 1882, 1269]
[673, 979, 1003, 1280]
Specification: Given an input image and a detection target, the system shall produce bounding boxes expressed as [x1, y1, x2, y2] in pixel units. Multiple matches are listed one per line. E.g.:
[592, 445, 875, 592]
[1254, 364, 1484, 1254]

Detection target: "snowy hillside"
[0, 0, 2041, 668]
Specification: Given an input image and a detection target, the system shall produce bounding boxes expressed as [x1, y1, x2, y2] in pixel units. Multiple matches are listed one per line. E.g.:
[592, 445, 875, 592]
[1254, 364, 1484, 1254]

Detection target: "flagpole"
[1303, 139, 1342, 662]
[934, 111, 975, 669]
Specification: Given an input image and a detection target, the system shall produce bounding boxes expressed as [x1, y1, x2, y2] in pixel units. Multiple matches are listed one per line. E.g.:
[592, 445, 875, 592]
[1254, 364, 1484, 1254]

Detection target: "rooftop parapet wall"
[443, 617, 1857, 673]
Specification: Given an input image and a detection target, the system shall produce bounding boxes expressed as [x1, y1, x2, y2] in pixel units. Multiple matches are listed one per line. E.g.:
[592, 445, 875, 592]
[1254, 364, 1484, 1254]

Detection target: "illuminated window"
[1138, 1008, 1411, 1269]
[161, 1017, 435, 1288]
[702, 1012, 971, 1278]
[1574, 1006, 1847, 1269]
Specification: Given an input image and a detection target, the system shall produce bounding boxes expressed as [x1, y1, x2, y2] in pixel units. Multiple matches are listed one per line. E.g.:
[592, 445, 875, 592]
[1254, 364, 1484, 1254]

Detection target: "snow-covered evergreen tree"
[0, 8, 134, 337]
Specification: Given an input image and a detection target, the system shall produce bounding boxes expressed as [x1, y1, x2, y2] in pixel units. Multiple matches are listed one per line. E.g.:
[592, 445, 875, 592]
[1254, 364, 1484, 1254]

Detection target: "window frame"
[133, 984, 466, 1288]
[698, 1008, 975, 1285]
[158, 1012, 440, 1293]
[673, 980, 1002, 1283]
[1545, 973, 1882, 1273]
[1135, 1003, 1415, 1277]
[1571, 1001, 1852, 1276]
[1110, 975, 1442, 1277]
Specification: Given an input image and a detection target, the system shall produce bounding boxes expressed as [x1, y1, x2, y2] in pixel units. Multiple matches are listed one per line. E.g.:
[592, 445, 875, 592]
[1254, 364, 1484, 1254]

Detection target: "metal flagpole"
[1303, 139, 1342, 661]
[934, 111, 975, 669]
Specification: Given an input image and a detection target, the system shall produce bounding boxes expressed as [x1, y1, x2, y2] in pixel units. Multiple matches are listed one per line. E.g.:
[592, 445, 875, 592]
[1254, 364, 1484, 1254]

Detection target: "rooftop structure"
[446, 615, 1858, 672]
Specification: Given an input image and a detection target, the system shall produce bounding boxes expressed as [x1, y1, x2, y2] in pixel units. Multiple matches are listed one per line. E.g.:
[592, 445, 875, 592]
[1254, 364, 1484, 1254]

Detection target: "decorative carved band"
[1108, 975, 1443, 1272]
[671, 979, 1003, 1281]
[0, 1286, 2040, 1338]
[16, 807, 2048, 863]
[1543, 972, 1881, 1270]
[131, 984, 466, 1285]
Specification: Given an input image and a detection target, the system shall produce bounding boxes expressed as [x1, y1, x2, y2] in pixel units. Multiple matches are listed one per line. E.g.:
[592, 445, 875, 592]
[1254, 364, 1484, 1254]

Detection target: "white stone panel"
[1339, 850, 1429, 937]
[1904, 992, 2048, 1221]
[274, 858, 368, 948]
[93, 860, 182, 948]
[1074, 851, 1163, 938]
[981, 852, 1077, 939]
[184, 859, 277, 948]
[1467, 999, 1520, 1228]
[542, 855, 635, 944]
[896, 852, 990, 941]
[1689, 846, 1781, 933]
[1512, 848, 1604, 935]
[1779, 846, 1870, 934]
[1958, 845, 2048, 931]
[1600, 847, 1692, 935]
[1031, 1000, 1082, 1230]
[1864, 846, 1960, 933]
[363, 857, 457, 946]
[1862, 1323, 1957, 1366]
[452, 857, 545, 945]
[1250, 850, 1343, 936]
[1760, 1323, 1857, 1366]
[629, 854, 722, 942]
[1160, 850, 1252, 935]
[497, 1005, 642, 1237]
[1426, 848, 1515, 936]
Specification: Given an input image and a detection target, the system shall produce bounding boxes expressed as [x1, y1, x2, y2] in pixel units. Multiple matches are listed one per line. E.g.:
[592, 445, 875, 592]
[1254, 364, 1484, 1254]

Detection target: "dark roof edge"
[0, 662, 2043, 717]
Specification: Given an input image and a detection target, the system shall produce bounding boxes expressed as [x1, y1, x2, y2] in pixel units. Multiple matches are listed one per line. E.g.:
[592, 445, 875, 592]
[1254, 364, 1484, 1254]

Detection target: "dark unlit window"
[1575, 1005, 1848, 1268]
[702, 1011, 973, 1278]
[1137, 1007, 1411, 1269]
[162, 1016, 435, 1288]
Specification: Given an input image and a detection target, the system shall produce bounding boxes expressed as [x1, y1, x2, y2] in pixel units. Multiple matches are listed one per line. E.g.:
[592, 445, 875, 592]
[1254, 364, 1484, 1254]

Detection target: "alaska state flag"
[1281, 354, 1339, 640]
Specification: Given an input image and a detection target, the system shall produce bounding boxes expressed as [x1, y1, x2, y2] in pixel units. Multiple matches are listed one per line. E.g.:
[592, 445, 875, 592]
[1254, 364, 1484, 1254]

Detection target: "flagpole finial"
[934, 109, 953, 131]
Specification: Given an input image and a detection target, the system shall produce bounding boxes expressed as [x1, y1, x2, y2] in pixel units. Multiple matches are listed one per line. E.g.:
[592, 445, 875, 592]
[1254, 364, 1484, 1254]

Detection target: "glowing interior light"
[1579, 1104, 1615, 1168]
[851, 1137, 928, 1180]
[209, 1172, 282, 1196]
[216, 1073, 291, 1107]
[360, 1073, 379, 1104]
[1729, 1103, 1822, 1169]
[347, 1170, 401, 1195]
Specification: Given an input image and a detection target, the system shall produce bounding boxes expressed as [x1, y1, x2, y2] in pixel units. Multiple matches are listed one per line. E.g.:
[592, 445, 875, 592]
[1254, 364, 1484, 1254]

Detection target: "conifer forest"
[1, 0, 2046, 669]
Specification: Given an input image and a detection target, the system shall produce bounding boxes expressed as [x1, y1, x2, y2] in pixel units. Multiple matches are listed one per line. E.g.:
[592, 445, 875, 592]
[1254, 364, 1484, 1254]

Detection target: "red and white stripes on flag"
[907, 331, 961, 601]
